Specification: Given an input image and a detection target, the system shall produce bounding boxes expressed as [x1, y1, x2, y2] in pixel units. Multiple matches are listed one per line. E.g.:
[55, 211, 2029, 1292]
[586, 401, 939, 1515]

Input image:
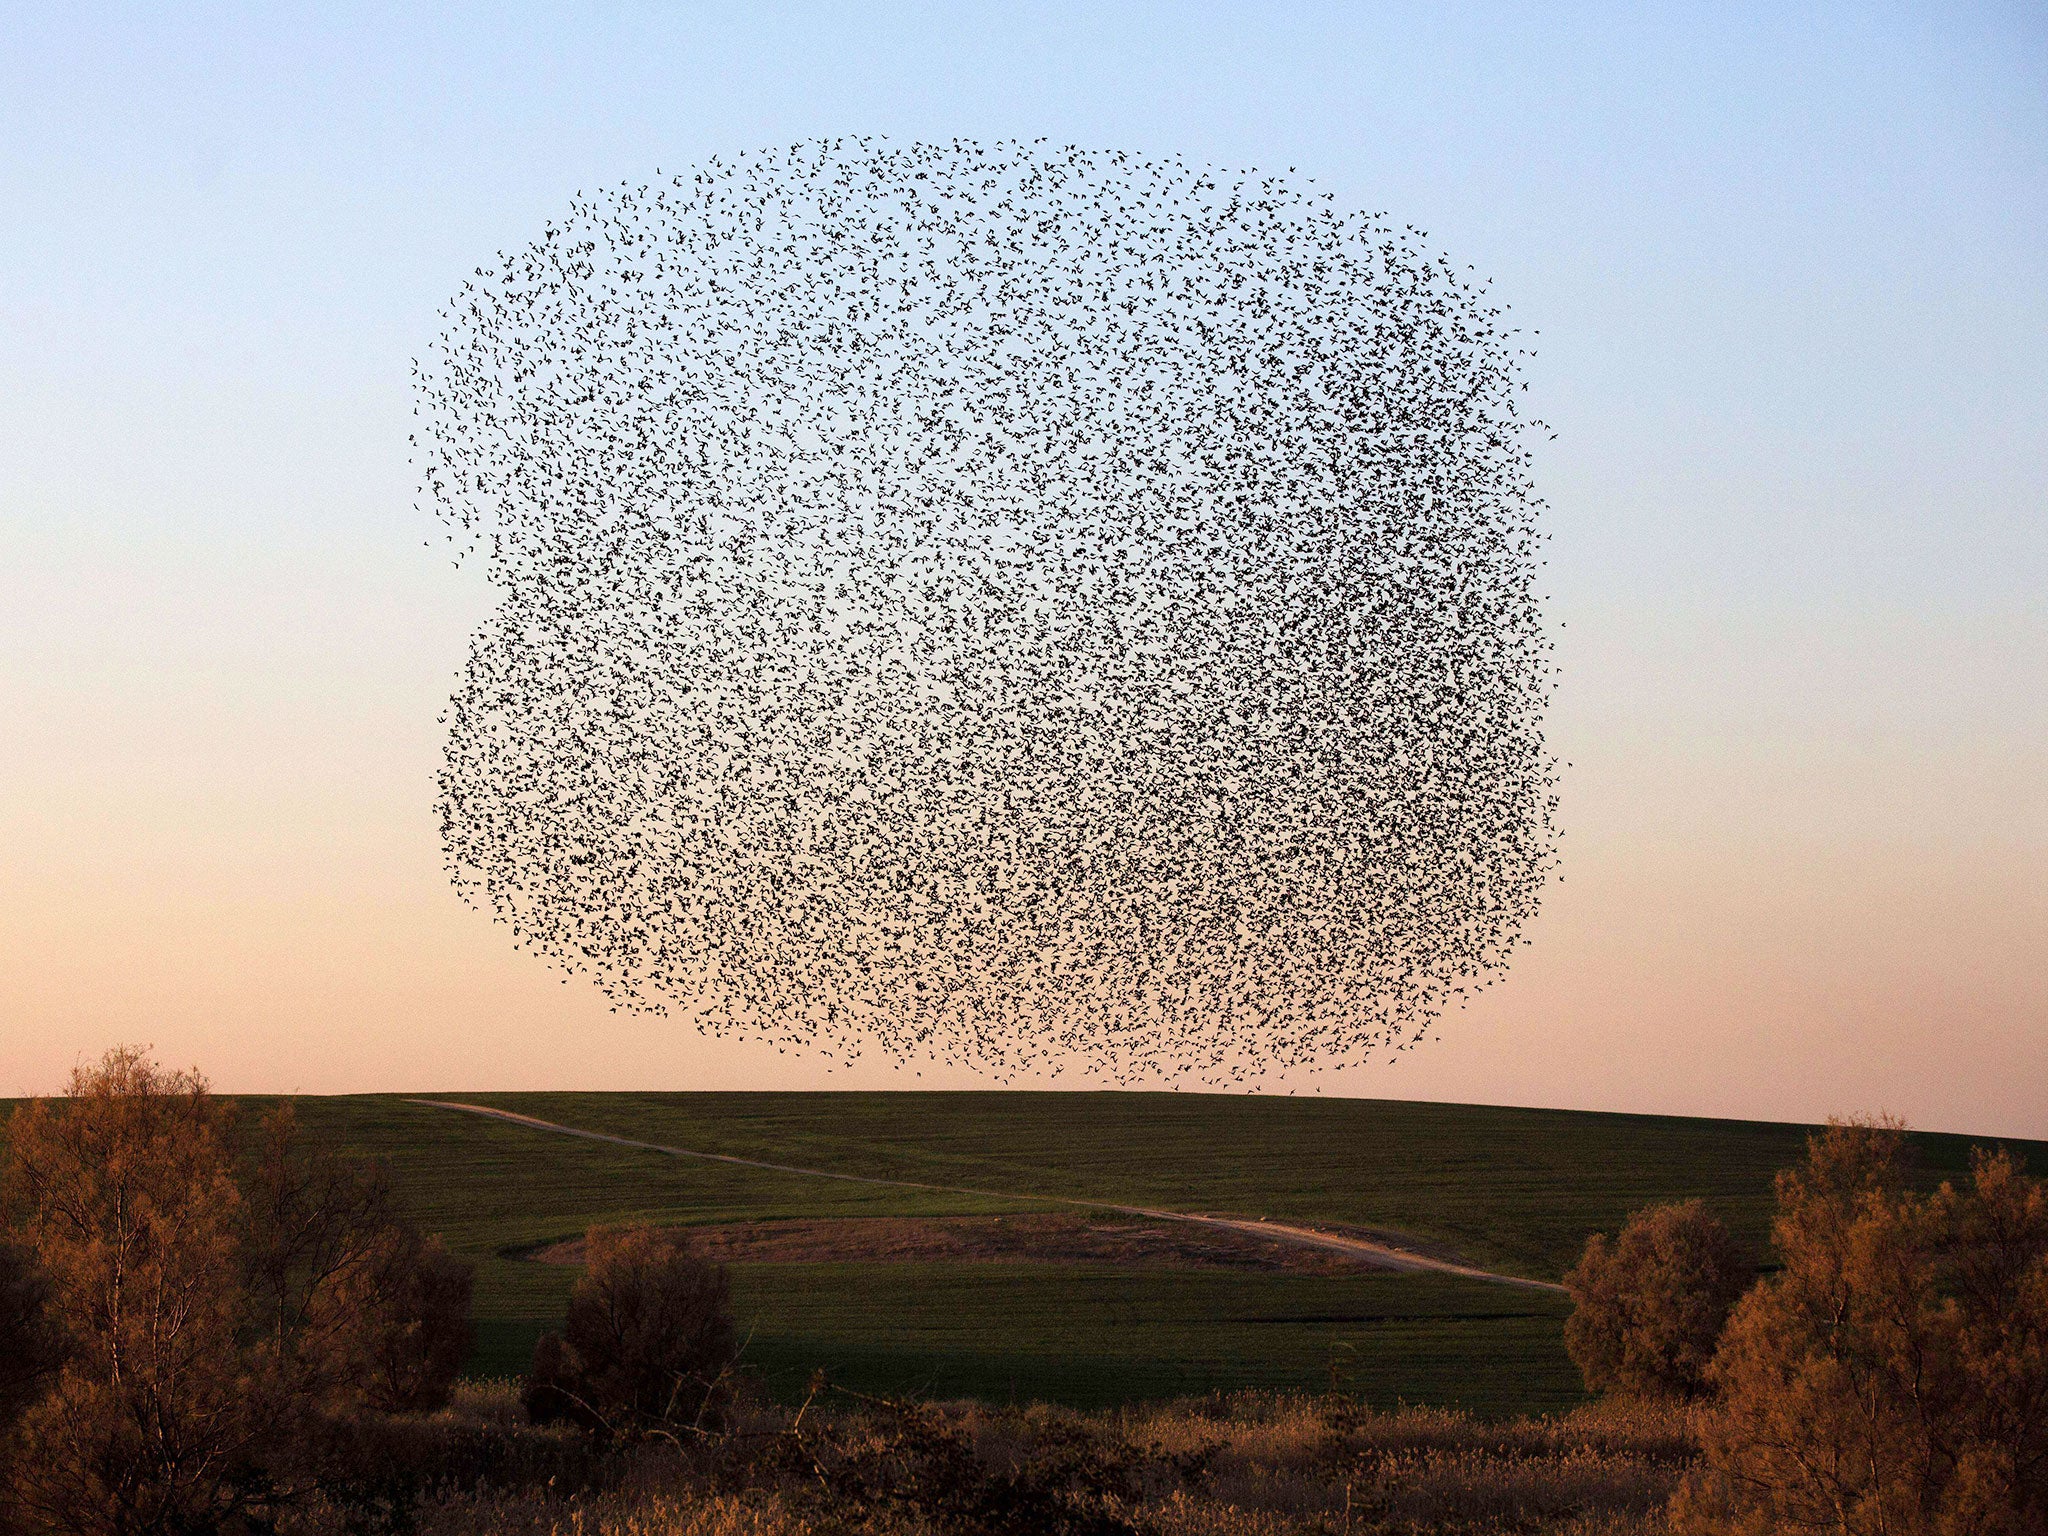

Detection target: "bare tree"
[241, 1102, 396, 1401]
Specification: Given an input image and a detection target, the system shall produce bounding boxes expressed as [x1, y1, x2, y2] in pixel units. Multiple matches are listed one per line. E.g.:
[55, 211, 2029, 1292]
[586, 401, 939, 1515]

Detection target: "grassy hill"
[239, 1091, 2038, 1416]
[5, 1090, 2031, 1415]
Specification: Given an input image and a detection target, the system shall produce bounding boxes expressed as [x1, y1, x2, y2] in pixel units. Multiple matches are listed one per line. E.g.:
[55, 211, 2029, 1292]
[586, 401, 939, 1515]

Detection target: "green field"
[5, 1090, 2031, 1415]
[231, 1091, 2040, 1417]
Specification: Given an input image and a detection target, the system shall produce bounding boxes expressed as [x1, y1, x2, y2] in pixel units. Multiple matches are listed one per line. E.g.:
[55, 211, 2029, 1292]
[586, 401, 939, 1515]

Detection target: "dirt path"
[409, 1098, 1565, 1293]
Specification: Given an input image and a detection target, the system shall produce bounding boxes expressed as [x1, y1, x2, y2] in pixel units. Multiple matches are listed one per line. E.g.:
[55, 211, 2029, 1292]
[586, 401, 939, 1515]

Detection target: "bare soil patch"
[524, 1213, 1403, 1274]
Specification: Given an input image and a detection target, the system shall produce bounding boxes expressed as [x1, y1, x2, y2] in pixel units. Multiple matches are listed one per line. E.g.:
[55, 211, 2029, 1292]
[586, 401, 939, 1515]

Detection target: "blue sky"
[3, 3, 2044, 1133]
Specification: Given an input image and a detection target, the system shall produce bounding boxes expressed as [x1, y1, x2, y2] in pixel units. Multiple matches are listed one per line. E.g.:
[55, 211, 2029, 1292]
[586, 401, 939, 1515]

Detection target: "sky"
[2, 2, 2043, 1137]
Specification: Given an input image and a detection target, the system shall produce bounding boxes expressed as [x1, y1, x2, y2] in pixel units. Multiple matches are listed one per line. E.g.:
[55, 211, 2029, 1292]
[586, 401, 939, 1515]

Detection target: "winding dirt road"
[409, 1098, 1564, 1294]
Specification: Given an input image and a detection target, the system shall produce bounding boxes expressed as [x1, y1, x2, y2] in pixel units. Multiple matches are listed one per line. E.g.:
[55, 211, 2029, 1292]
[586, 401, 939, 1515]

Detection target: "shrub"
[1564, 1198, 1748, 1400]
[1, 1048, 477, 1533]
[323, 1228, 475, 1413]
[1674, 1118, 2048, 1535]
[295, 1380, 1696, 1536]
[520, 1330, 578, 1427]
[524, 1225, 737, 1437]
[4, 1047, 275, 1533]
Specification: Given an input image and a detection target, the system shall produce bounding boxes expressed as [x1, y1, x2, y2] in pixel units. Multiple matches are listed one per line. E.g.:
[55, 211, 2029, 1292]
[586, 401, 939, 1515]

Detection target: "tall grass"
[282, 1381, 1696, 1535]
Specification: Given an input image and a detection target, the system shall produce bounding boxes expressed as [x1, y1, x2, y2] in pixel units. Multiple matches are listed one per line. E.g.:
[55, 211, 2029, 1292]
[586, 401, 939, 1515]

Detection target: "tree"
[0, 1234, 66, 1532]
[241, 1101, 396, 1404]
[1674, 1118, 2048, 1535]
[3, 1047, 275, 1534]
[320, 1227, 473, 1413]
[238, 1101, 469, 1412]
[1, 1048, 478, 1533]
[524, 1225, 737, 1437]
[1564, 1198, 1748, 1399]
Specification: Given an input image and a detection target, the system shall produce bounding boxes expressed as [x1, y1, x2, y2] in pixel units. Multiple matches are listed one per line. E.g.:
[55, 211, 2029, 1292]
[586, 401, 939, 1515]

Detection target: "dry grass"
[280, 1381, 1696, 1535]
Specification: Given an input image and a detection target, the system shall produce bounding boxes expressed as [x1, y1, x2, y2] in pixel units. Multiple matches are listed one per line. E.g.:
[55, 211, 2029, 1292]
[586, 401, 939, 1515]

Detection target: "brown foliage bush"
[1564, 1199, 1749, 1400]
[3, 1047, 275, 1533]
[524, 1225, 738, 1438]
[275, 1380, 606, 1530]
[0, 1048, 477, 1534]
[1674, 1117, 2048, 1535]
[323, 1227, 474, 1413]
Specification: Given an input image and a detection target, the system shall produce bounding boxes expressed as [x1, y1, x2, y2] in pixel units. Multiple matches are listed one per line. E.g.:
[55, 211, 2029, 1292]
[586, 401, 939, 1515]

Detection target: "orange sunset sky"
[3, 4, 2043, 1136]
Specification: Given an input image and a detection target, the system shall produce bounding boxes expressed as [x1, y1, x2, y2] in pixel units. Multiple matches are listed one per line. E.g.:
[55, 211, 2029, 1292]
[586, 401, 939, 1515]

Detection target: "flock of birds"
[413, 138, 1558, 1086]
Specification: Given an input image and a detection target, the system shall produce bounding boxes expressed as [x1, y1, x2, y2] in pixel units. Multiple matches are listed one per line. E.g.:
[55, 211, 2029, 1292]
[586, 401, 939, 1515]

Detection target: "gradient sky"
[3, 3, 2043, 1136]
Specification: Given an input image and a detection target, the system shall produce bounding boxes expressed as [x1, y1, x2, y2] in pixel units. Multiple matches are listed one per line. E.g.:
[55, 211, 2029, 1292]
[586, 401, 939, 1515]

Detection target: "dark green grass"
[278, 1096, 1038, 1327]
[733, 1264, 1577, 1415]
[398, 1091, 2032, 1277]
[10, 1091, 2038, 1416]
[468, 1264, 1577, 1416]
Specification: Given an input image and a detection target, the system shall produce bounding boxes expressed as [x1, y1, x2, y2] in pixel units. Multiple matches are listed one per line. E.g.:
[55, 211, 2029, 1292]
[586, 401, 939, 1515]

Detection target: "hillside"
[238, 1091, 2038, 1414]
